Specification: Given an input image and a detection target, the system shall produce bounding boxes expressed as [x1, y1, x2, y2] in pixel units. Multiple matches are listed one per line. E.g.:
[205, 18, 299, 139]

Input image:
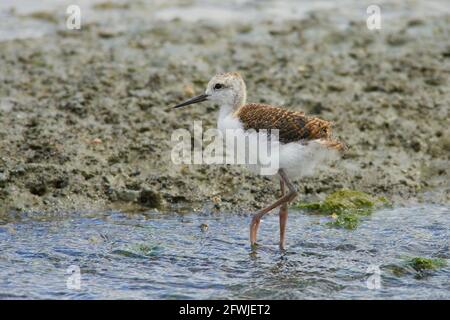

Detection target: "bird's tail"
[317, 139, 348, 152]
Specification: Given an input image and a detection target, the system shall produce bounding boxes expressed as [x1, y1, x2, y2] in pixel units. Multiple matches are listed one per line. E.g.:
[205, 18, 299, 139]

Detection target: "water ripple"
[0, 205, 448, 299]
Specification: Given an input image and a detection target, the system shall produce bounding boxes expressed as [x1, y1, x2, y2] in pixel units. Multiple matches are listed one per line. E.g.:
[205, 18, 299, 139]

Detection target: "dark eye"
[214, 83, 224, 90]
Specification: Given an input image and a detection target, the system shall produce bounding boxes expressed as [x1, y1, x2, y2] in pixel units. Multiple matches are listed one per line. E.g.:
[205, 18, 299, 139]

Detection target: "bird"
[174, 72, 345, 250]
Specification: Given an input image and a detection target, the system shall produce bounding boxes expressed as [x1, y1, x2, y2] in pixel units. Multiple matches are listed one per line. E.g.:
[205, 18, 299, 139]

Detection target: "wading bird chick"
[174, 72, 345, 249]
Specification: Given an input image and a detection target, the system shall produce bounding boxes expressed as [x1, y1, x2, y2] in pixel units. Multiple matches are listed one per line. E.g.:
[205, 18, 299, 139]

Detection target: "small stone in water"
[200, 223, 208, 232]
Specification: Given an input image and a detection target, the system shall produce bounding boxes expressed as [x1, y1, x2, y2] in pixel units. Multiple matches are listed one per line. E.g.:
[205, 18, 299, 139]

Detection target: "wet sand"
[0, 0, 449, 215]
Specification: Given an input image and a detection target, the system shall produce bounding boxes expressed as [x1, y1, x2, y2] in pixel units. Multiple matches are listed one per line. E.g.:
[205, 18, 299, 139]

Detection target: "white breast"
[217, 110, 243, 133]
[278, 140, 338, 178]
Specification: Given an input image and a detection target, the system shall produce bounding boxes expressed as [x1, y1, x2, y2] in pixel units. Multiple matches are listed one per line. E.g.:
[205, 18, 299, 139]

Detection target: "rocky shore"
[0, 1, 449, 216]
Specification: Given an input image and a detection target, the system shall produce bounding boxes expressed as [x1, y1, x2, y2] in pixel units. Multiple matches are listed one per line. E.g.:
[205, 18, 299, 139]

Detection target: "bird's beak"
[173, 94, 209, 109]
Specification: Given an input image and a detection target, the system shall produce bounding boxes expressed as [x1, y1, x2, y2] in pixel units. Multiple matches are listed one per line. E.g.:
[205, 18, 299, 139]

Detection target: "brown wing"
[235, 103, 345, 150]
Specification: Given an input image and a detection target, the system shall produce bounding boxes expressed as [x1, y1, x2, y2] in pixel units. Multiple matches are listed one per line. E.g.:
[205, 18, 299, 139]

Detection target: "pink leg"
[279, 180, 288, 250]
[250, 169, 297, 247]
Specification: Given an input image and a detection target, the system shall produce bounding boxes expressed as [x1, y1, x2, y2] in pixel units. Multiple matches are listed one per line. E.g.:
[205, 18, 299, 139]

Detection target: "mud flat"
[0, 1, 449, 216]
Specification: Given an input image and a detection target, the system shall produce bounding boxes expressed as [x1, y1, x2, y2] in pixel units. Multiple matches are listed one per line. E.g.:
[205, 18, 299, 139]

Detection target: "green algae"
[300, 189, 388, 213]
[407, 257, 447, 272]
[386, 257, 448, 279]
[112, 243, 162, 258]
[294, 189, 389, 229]
[327, 214, 360, 230]
[386, 264, 408, 277]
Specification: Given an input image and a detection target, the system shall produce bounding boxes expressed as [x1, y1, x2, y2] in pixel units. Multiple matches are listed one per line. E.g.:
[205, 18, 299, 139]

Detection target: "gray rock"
[117, 189, 140, 202]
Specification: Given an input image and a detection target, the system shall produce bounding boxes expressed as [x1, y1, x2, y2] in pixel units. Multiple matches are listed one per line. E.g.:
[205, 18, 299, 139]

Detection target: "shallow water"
[0, 205, 448, 299]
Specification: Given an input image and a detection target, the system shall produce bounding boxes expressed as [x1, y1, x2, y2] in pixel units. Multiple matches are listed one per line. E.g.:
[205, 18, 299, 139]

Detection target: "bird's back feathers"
[235, 103, 345, 150]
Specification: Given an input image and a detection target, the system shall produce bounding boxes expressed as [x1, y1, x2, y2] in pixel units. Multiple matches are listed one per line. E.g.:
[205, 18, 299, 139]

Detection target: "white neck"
[217, 104, 242, 132]
[218, 104, 234, 121]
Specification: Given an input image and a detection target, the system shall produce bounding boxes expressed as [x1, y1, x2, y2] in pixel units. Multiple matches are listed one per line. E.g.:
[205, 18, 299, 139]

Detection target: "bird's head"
[174, 72, 246, 110]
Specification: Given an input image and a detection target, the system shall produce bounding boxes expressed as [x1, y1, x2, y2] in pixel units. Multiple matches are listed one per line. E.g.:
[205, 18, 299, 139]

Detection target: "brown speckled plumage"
[235, 103, 345, 150]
